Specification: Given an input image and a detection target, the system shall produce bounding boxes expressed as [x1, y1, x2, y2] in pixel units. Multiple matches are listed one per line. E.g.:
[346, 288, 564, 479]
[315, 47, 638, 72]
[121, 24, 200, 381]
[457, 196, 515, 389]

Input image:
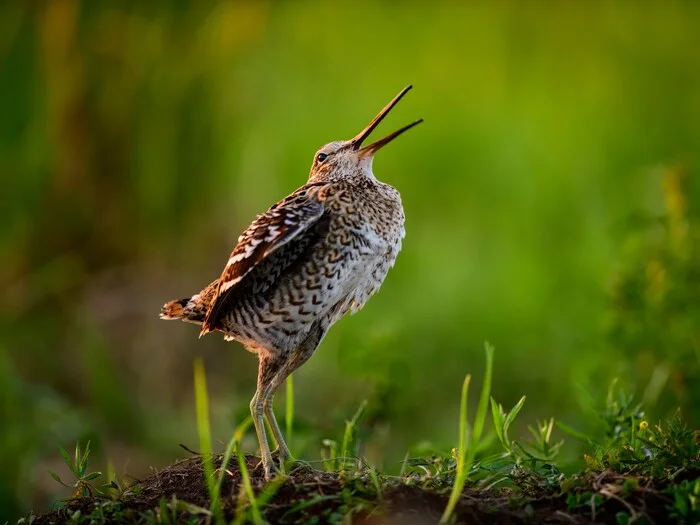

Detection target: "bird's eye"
[316, 153, 328, 163]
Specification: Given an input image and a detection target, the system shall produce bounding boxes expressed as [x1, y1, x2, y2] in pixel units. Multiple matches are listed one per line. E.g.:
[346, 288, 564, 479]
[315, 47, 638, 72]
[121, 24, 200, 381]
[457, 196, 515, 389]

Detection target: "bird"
[160, 85, 422, 480]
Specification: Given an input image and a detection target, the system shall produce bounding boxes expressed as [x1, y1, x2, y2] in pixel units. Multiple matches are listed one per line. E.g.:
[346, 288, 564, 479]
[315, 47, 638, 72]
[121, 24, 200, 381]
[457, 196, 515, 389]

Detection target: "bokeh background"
[2, 0, 699, 521]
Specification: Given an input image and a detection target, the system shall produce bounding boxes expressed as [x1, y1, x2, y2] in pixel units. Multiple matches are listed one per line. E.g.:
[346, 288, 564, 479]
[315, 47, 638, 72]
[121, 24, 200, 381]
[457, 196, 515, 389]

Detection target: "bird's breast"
[223, 182, 405, 353]
[319, 195, 404, 318]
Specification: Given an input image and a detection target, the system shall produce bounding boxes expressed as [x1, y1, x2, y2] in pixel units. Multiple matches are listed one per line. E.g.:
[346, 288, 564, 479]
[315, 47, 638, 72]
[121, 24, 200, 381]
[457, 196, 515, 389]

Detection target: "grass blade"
[441, 372, 471, 524]
[193, 357, 224, 525]
[472, 343, 494, 446]
[490, 399, 506, 449]
[59, 446, 72, 472]
[505, 395, 527, 430]
[236, 449, 264, 525]
[441, 343, 496, 524]
[234, 415, 254, 444]
[457, 375, 471, 475]
[212, 432, 238, 513]
[340, 400, 367, 472]
[49, 470, 70, 488]
[74, 443, 80, 476]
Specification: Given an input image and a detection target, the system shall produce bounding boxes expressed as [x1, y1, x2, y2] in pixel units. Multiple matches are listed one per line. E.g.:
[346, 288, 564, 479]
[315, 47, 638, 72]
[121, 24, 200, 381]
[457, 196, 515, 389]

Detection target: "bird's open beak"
[350, 85, 423, 156]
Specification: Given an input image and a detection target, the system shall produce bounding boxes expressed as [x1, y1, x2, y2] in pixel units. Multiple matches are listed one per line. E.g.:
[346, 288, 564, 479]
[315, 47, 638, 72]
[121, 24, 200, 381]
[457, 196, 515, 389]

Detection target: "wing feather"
[200, 187, 326, 336]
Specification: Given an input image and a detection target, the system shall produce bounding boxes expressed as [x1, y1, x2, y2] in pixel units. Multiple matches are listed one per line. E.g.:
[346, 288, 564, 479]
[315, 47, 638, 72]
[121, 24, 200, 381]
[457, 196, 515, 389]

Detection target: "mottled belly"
[222, 225, 400, 354]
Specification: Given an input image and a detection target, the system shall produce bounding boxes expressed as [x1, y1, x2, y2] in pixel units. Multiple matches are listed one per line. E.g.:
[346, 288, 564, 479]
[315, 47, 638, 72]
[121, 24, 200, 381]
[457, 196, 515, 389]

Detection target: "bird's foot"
[253, 459, 274, 481]
[254, 454, 287, 481]
[270, 446, 294, 469]
[270, 449, 316, 475]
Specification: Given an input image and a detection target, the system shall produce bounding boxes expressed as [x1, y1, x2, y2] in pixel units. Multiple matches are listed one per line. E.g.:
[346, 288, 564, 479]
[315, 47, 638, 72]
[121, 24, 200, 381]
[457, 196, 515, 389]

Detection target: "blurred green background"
[2, 0, 699, 521]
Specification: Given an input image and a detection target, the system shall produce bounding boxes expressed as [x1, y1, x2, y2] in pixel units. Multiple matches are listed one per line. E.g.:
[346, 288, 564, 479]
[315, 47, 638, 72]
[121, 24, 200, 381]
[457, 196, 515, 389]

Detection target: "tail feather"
[160, 280, 218, 326]
[160, 298, 189, 320]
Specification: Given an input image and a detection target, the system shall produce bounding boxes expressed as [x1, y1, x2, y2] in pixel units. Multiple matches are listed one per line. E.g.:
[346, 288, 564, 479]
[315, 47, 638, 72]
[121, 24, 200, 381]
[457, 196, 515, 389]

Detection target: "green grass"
[339, 400, 368, 474]
[27, 347, 700, 524]
[193, 357, 220, 523]
[234, 448, 263, 525]
[441, 343, 494, 524]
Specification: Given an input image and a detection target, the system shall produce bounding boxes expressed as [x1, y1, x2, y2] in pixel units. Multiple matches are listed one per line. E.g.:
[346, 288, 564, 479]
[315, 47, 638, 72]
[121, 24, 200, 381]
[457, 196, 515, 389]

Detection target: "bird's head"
[308, 85, 422, 183]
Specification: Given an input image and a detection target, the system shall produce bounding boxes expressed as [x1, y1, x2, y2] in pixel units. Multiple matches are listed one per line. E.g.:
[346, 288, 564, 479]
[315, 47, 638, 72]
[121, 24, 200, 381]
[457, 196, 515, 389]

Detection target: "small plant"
[318, 399, 369, 475]
[667, 477, 700, 522]
[516, 417, 565, 464]
[491, 395, 526, 456]
[440, 342, 494, 524]
[321, 438, 339, 472]
[577, 383, 699, 480]
[612, 412, 700, 479]
[49, 441, 103, 498]
[601, 380, 646, 446]
[339, 400, 368, 473]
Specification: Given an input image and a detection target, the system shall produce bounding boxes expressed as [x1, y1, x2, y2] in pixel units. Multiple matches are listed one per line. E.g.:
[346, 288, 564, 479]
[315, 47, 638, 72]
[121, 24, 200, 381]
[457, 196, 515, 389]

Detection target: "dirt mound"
[32, 454, 678, 524]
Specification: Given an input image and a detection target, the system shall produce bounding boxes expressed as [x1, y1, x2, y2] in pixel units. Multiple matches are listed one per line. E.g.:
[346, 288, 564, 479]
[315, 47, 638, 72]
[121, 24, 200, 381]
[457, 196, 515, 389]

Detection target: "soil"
[32, 455, 679, 524]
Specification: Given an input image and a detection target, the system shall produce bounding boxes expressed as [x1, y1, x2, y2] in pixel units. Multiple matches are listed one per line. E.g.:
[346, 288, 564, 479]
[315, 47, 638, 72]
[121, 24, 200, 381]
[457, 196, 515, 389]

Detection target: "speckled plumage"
[160, 86, 421, 479]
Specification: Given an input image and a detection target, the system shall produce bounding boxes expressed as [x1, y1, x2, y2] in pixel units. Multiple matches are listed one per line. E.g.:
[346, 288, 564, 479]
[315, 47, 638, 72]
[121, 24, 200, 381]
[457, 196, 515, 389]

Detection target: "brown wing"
[199, 186, 326, 336]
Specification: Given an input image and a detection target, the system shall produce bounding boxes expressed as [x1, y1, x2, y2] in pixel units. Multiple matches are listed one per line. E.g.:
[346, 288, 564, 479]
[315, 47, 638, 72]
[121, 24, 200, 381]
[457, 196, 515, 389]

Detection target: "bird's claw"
[253, 450, 302, 481]
[253, 457, 274, 480]
[254, 455, 289, 481]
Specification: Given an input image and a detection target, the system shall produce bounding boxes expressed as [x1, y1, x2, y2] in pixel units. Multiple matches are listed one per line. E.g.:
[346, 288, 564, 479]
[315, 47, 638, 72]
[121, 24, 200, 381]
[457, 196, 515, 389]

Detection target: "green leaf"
[491, 398, 510, 452]
[674, 492, 688, 514]
[236, 448, 264, 525]
[340, 399, 367, 472]
[472, 343, 494, 446]
[49, 471, 70, 488]
[490, 398, 504, 427]
[79, 441, 92, 476]
[457, 374, 472, 473]
[440, 372, 470, 524]
[74, 443, 81, 476]
[59, 446, 73, 472]
[212, 433, 236, 516]
[505, 396, 526, 431]
[193, 358, 223, 525]
[491, 398, 506, 450]
[159, 496, 171, 525]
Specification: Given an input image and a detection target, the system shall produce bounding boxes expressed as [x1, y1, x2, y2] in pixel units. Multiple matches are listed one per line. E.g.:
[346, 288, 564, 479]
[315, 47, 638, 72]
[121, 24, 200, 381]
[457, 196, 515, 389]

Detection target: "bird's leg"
[251, 354, 282, 480]
[249, 389, 273, 479]
[260, 341, 321, 471]
[263, 393, 292, 464]
[257, 373, 294, 474]
[252, 325, 327, 480]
